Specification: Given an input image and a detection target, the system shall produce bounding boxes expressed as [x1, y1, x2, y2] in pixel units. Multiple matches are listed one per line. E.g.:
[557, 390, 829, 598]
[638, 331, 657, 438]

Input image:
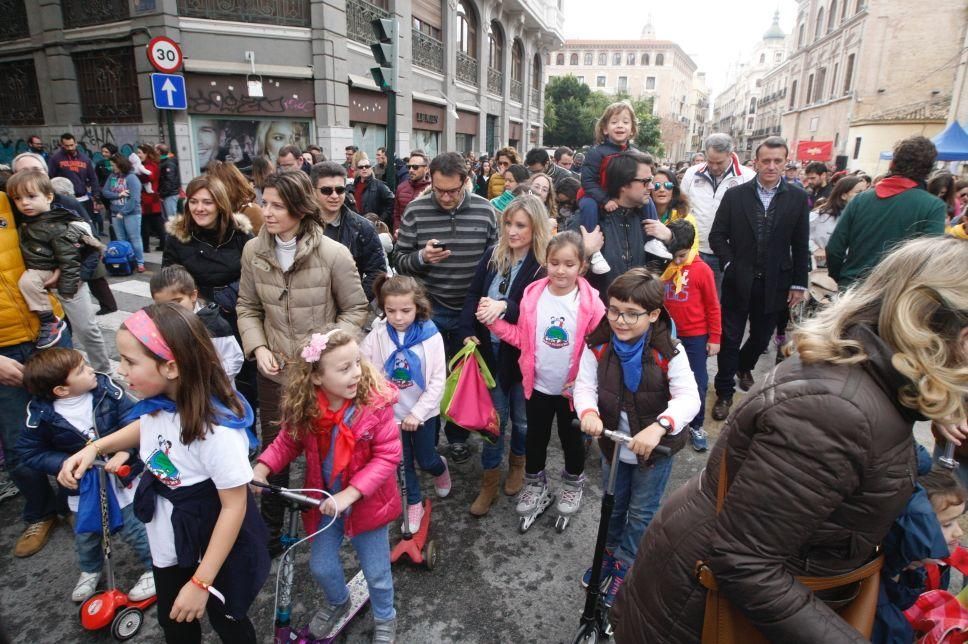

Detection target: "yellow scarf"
[660, 248, 699, 294]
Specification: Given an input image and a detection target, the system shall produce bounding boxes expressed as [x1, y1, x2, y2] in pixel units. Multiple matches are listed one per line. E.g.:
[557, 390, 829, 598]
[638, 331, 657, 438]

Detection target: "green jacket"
[18, 205, 85, 298]
[826, 187, 945, 287]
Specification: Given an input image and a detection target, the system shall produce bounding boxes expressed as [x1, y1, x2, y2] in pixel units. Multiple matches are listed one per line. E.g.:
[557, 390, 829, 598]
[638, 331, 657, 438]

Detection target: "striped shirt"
[395, 191, 498, 310]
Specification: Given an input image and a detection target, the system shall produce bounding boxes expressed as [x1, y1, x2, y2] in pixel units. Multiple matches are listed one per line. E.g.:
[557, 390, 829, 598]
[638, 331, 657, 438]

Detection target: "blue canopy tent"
[879, 121, 968, 161]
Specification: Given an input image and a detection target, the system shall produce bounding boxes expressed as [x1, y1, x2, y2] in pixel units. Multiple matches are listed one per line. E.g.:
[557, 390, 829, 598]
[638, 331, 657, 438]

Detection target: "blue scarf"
[612, 330, 649, 392]
[124, 391, 259, 449]
[384, 319, 439, 390]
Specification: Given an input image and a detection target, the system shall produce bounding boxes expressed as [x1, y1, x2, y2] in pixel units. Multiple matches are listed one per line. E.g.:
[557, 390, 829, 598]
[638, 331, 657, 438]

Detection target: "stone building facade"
[0, 0, 563, 177]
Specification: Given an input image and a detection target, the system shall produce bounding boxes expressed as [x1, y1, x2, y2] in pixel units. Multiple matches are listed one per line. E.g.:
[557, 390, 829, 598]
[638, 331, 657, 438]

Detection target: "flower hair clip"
[301, 331, 335, 363]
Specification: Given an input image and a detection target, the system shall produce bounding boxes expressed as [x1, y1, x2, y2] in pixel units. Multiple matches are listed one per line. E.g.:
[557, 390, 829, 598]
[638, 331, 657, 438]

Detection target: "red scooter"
[390, 430, 439, 569]
[80, 462, 156, 641]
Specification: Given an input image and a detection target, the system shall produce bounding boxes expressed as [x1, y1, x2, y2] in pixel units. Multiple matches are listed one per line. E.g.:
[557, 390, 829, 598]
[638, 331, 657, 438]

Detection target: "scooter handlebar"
[91, 460, 132, 477]
[250, 480, 323, 510]
[571, 420, 672, 456]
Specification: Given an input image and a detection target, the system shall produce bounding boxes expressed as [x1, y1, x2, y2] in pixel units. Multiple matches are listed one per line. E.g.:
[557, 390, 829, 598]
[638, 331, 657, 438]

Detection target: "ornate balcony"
[62, 0, 129, 29]
[346, 0, 389, 45]
[530, 87, 541, 108]
[457, 52, 478, 87]
[510, 79, 523, 103]
[487, 68, 503, 96]
[412, 29, 444, 74]
[177, 0, 310, 27]
[0, 0, 28, 41]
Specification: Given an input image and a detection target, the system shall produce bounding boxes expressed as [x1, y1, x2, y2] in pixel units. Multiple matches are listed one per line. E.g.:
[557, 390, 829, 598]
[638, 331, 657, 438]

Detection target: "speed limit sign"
[146, 36, 183, 74]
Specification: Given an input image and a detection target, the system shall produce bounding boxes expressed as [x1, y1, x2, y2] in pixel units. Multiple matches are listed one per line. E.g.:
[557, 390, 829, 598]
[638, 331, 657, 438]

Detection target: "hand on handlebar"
[580, 412, 603, 437]
[628, 423, 665, 459]
[250, 463, 270, 495]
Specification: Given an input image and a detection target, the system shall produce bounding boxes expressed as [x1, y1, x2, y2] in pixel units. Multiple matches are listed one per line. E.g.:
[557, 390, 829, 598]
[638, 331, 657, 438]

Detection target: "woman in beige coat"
[236, 170, 368, 552]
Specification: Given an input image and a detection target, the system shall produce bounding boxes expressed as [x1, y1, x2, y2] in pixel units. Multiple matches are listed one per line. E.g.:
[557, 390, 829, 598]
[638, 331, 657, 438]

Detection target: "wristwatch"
[657, 416, 675, 434]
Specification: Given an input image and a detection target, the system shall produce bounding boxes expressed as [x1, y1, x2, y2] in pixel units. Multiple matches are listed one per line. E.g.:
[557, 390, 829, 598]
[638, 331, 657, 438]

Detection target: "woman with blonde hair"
[457, 194, 553, 515]
[613, 235, 968, 643]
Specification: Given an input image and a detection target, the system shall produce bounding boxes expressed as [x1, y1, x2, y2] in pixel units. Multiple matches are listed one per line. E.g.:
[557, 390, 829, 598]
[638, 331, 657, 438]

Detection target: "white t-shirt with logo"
[55, 393, 138, 512]
[533, 286, 580, 396]
[139, 410, 252, 568]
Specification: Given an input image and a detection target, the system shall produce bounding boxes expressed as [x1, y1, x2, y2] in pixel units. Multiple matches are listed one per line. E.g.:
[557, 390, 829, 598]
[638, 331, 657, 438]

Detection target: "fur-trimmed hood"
[165, 212, 254, 244]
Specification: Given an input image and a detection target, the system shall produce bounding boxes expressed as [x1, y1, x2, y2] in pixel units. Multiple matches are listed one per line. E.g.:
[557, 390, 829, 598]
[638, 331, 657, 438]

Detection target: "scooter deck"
[391, 498, 432, 564]
[319, 570, 370, 643]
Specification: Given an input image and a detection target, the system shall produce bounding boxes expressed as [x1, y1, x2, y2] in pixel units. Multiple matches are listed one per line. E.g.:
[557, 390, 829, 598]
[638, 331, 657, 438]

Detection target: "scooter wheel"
[572, 625, 599, 644]
[555, 516, 568, 533]
[518, 517, 528, 534]
[424, 539, 439, 570]
[111, 607, 144, 641]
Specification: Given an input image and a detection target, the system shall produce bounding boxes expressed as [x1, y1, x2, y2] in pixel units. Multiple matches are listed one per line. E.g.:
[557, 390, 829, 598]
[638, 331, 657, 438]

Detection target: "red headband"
[122, 309, 175, 361]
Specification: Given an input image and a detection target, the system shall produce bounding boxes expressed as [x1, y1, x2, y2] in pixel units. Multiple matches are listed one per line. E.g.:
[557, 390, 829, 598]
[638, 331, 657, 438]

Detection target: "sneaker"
[689, 426, 708, 452]
[711, 396, 733, 421]
[127, 571, 156, 601]
[581, 548, 616, 590]
[0, 476, 19, 503]
[604, 560, 629, 608]
[556, 472, 584, 516]
[36, 318, 66, 350]
[449, 442, 471, 465]
[775, 334, 786, 349]
[434, 457, 451, 498]
[402, 502, 424, 533]
[372, 617, 397, 644]
[13, 517, 57, 557]
[136, 265, 145, 273]
[308, 600, 351, 639]
[72, 571, 101, 602]
[516, 472, 547, 516]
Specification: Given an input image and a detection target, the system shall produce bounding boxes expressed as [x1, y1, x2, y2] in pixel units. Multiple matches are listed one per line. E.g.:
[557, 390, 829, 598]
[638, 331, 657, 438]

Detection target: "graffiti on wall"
[0, 125, 140, 166]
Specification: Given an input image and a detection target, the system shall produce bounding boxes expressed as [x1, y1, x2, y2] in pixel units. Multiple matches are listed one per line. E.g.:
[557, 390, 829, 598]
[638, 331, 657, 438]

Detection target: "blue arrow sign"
[150, 73, 187, 110]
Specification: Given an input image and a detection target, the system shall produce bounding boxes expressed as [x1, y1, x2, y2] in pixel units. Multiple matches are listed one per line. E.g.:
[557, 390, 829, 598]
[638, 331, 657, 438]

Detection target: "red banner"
[796, 140, 833, 161]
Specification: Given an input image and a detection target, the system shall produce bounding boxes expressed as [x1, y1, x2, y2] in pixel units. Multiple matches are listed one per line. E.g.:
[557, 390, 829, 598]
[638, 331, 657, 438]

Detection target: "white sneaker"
[72, 571, 101, 602]
[401, 502, 424, 533]
[127, 571, 156, 601]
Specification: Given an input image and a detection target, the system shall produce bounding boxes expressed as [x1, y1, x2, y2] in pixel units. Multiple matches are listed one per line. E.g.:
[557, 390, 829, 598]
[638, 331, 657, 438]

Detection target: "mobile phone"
[431, 242, 448, 250]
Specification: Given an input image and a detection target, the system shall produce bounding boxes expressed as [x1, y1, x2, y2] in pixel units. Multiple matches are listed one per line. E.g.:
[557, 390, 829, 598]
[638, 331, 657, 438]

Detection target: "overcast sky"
[562, 0, 800, 99]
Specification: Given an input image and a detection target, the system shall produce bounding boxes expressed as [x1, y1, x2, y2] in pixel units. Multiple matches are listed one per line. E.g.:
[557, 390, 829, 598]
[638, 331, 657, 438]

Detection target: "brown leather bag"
[696, 452, 883, 644]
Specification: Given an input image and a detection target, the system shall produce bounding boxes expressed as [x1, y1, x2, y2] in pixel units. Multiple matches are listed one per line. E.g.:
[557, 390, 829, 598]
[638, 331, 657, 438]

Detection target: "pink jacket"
[257, 386, 402, 538]
[488, 277, 605, 399]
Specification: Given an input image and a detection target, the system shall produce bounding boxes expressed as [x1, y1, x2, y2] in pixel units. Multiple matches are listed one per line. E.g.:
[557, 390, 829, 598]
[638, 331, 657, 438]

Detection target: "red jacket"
[662, 257, 721, 344]
[141, 160, 161, 215]
[256, 386, 402, 537]
[393, 176, 431, 231]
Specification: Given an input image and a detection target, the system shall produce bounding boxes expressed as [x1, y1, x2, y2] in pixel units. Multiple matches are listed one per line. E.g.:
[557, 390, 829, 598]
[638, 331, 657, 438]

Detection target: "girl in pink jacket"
[253, 328, 402, 643]
[486, 231, 606, 521]
[360, 274, 450, 536]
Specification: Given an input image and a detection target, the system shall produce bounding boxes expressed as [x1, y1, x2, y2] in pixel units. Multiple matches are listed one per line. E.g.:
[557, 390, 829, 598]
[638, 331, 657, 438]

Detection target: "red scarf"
[313, 392, 355, 487]
[875, 175, 918, 198]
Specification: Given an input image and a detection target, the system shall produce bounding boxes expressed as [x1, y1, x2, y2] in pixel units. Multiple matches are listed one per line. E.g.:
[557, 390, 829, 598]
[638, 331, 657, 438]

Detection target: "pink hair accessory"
[122, 309, 175, 362]
[301, 331, 336, 363]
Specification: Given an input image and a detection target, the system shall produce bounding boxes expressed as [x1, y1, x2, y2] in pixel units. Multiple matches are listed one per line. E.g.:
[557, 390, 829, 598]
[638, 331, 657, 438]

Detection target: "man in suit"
[709, 136, 810, 421]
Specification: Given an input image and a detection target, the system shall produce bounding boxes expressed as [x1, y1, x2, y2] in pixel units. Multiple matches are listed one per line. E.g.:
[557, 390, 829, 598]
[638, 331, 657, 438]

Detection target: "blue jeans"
[679, 335, 709, 428]
[161, 195, 179, 221]
[699, 252, 722, 299]
[482, 374, 528, 470]
[602, 454, 674, 566]
[401, 417, 445, 506]
[0, 340, 70, 523]
[112, 213, 144, 266]
[310, 518, 395, 621]
[76, 503, 152, 573]
[431, 304, 467, 445]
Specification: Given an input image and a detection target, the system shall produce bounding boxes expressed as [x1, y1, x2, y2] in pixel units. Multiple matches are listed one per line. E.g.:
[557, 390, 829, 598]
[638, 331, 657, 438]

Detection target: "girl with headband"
[58, 303, 268, 644]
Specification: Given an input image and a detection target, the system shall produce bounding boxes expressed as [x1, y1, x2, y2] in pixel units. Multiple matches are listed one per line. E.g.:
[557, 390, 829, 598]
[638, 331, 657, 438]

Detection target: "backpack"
[103, 240, 137, 276]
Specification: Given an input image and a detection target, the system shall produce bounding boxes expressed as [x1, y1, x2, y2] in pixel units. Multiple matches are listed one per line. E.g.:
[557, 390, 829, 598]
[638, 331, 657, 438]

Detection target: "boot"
[504, 453, 526, 496]
[469, 468, 502, 516]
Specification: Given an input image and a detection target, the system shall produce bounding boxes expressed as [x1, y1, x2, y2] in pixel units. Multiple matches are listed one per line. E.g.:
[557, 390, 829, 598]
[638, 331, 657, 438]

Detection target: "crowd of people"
[0, 100, 966, 644]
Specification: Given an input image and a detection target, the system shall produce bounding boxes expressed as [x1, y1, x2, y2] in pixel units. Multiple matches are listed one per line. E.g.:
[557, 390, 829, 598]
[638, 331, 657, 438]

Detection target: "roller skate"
[516, 471, 554, 534]
[554, 471, 584, 533]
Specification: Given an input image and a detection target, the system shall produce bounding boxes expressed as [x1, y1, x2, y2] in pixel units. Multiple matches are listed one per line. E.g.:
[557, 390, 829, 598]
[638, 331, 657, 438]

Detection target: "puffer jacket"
[163, 212, 254, 305]
[256, 386, 402, 538]
[19, 204, 85, 298]
[0, 193, 62, 347]
[612, 324, 921, 644]
[236, 223, 369, 381]
[392, 176, 431, 231]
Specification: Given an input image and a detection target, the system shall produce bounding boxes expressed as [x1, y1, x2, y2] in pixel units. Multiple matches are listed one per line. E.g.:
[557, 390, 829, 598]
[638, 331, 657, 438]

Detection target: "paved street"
[0, 255, 935, 643]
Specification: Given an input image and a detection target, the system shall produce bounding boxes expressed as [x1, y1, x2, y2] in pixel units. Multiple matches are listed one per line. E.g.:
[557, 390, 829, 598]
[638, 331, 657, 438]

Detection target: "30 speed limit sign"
[147, 36, 183, 74]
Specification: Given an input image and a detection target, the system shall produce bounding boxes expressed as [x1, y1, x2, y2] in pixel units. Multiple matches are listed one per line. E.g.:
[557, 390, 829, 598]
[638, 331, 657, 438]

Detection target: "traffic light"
[370, 18, 397, 92]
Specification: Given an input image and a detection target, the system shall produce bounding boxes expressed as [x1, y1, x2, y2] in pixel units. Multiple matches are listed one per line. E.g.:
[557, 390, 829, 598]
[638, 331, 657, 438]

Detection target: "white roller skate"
[516, 471, 555, 534]
[554, 471, 584, 533]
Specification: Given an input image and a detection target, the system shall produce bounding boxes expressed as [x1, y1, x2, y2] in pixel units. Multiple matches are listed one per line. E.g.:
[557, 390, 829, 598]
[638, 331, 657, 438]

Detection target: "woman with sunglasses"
[648, 168, 699, 255]
[236, 170, 369, 555]
[459, 194, 552, 516]
[350, 152, 395, 229]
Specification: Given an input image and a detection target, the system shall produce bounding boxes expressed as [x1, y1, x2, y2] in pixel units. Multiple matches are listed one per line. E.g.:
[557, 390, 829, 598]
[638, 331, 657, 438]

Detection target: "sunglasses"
[652, 181, 675, 191]
[318, 186, 346, 196]
[629, 176, 654, 186]
[407, 164, 426, 170]
[357, 164, 371, 169]
[498, 268, 511, 295]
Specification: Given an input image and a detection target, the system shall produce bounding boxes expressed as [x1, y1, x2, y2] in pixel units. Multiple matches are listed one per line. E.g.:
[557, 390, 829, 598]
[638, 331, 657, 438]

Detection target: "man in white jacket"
[680, 133, 756, 294]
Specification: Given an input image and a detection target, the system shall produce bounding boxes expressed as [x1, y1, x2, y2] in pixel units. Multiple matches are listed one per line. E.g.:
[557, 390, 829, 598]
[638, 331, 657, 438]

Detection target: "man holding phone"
[396, 151, 498, 463]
